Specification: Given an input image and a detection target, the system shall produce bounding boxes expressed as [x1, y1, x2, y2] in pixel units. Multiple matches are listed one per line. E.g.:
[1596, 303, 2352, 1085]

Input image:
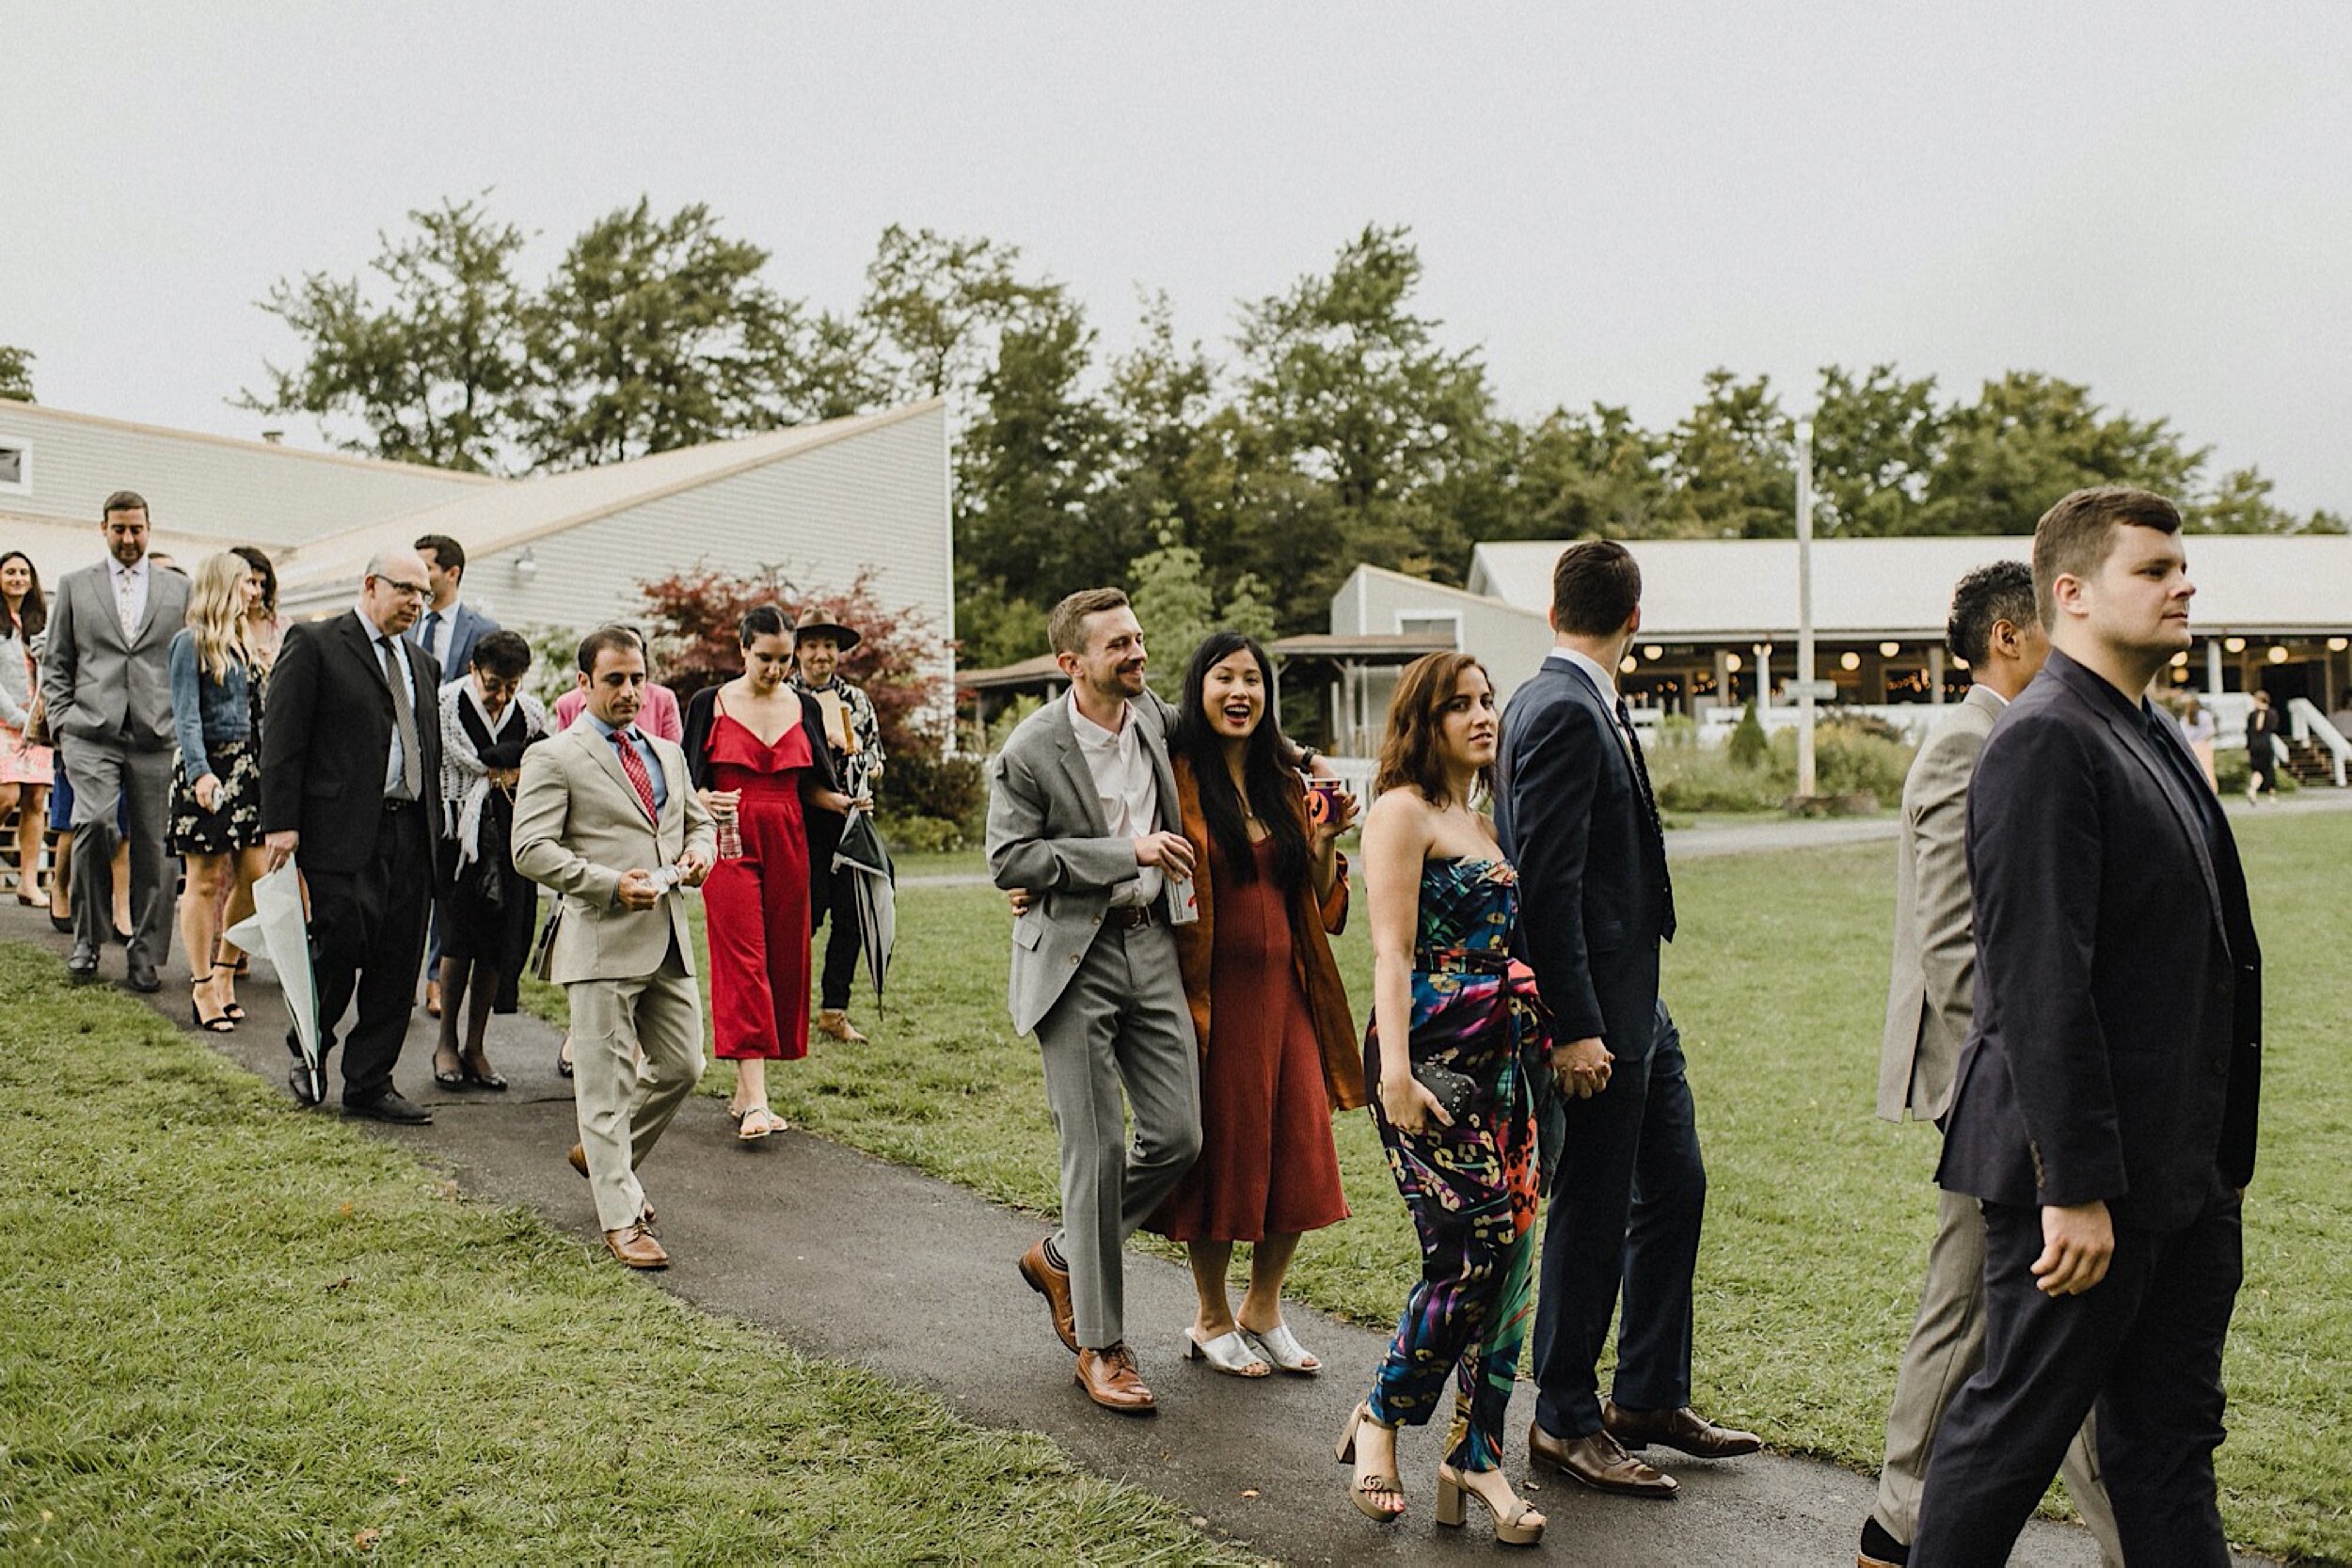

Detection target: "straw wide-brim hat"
[791, 615, 861, 652]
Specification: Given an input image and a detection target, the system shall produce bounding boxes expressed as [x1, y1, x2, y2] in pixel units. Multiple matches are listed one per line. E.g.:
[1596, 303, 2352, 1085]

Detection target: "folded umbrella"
[831, 806, 896, 1012]
[224, 861, 324, 1105]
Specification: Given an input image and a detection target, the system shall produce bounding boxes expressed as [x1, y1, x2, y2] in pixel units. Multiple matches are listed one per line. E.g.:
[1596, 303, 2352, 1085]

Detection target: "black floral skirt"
[167, 739, 264, 856]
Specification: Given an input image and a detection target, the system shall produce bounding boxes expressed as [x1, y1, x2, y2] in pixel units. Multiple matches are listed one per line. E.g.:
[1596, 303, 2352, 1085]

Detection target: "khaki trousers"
[568, 939, 705, 1232]
[1876, 1185, 2122, 1564]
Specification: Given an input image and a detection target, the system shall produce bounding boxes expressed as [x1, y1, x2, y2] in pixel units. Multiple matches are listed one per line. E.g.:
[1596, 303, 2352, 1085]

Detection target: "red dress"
[1152, 835, 1351, 1243]
[703, 712, 814, 1061]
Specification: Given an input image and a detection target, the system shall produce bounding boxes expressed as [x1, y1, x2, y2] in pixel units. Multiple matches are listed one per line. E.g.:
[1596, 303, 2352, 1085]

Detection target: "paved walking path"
[8, 895, 2285, 1564]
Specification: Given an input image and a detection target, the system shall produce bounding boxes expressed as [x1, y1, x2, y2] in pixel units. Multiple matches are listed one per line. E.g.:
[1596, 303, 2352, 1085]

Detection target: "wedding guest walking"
[167, 553, 269, 1033]
[1148, 631, 1360, 1380]
[553, 627, 681, 740]
[260, 548, 445, 1122]
[411, 533, 500, 1019]
[1859, 562, 2120, 1568]
[2178, 692, 2217, 791]
[1340, 651, 1547, 1544]
[987, 588, 1202, 1415]
[789, 612, 885, 1043]
[512, 627, 715, 1270]
[40, 491, 190, 990]
[429, 630, 548, 1091]
[682, 607, 856, 1141]
[0, 549, 54, 906]
[2245, 689, 2280, 804]
[1912, 488, 2262, 1565]
[214, 546, 281, 1002]
[1494, 540, 1752, 1500]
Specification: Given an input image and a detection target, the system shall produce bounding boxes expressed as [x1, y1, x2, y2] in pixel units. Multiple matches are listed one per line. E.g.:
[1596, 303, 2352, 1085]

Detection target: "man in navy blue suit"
[412, 532, 501, 1016]
[1912, 488, 2262, 1566]
[1494, 540, 1756, 1499]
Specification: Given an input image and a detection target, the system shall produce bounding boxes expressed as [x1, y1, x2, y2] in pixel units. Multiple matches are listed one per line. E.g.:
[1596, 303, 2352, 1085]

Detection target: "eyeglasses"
[376, 579, 429, 599]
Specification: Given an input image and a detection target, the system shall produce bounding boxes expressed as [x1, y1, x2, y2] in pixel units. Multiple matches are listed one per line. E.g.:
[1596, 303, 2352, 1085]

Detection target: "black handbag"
[1411, 1061, 1478, 1124]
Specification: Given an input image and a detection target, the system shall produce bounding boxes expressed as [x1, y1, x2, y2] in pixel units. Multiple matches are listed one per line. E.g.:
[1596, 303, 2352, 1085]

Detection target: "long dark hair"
[1175, 631, 1307, 888]
[0, 550, 45, 642]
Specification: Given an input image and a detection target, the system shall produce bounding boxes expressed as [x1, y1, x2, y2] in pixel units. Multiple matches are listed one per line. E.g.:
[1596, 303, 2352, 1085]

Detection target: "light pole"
[1795, 419, 1818, 799]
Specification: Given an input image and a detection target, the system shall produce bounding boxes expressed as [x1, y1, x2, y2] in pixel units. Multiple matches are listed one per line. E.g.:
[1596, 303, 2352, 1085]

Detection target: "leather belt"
[1417, 946, 1510, 975]
[1112, 904, 1158, 929]
[383, 797, 418, 813]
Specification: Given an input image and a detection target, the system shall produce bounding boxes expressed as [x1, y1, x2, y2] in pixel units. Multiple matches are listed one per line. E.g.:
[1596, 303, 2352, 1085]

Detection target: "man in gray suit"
[512, 627, 715, 1271]
[1862, 562, 2120, 1568]
[40, 490, 191, 990]
[988, 587, 1202, 1413]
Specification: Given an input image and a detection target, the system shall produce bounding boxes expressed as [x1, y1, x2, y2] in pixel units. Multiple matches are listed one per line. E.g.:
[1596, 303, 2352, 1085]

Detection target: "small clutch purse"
[1411, 1061, 1478, 1124]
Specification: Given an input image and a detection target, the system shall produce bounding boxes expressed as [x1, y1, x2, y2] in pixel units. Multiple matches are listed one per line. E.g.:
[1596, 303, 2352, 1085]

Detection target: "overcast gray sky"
[8, 3, 2348, 510]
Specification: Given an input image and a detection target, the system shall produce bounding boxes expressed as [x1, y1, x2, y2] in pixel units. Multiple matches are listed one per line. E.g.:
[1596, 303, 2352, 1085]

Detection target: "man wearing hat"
[790, 611, 885, 1042]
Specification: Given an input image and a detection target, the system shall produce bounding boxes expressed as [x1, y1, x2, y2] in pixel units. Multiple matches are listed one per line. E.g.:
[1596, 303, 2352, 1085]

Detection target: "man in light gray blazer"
[40, 491, 191, 990]
[513, 627, 714, 1271]
[1863, 562, 2121, 1568]
[987, 587, 1201, 1414]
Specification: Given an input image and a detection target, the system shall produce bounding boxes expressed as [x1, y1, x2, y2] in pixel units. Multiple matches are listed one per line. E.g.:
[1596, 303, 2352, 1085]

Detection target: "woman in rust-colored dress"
[1149, 630, 1362, 1380]
[681, 607, 859, 1142]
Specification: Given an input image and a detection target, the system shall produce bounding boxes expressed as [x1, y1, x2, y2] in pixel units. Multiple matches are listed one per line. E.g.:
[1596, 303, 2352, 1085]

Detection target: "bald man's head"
[359, 548, 432, 639]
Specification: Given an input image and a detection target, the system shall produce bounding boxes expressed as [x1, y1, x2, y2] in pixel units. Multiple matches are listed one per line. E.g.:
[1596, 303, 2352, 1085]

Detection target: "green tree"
[857, 226, 1065, 408]
[1511, 404, 1671, 538]
[517, 198, 803, 468]
[1128, 527, 1279, 699]
[237, 194, 528, 472]
[1809, 364, 1948, 535]
[2188, 465, 2346, 535]
[0, 344, 32, 403]
[1927, 372, 2206, 534]
[1658, 371, 1795, 538]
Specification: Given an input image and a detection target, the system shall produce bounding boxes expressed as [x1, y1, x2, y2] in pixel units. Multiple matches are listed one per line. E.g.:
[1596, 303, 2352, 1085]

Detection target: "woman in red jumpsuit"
[682, 607, 861, 1140]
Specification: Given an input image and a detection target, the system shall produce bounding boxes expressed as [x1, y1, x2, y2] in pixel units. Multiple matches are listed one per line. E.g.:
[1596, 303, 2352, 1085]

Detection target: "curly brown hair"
[1375, 651, 1495, 809]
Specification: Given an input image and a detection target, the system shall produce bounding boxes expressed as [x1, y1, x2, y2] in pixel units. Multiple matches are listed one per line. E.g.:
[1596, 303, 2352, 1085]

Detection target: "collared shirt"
[365, 618, 421, 799]
[1547, 646, 1637, 762]
[1067, 688, 1163, 910]
[583, 710, 669, 814]
[418, 598, 463, 670]
[111, 556, 151, 637]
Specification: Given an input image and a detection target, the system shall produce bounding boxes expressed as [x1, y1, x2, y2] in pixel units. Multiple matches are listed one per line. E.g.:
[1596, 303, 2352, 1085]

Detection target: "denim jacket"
[167, 627, 252, 780]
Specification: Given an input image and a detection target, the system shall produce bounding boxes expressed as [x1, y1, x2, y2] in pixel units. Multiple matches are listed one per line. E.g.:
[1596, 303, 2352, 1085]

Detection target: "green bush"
[1649, 719, 1918, 812]
[1784, 722, 1915, 805]
[881, 814, 968, 855]
[882, 752, 987, 829]
[1728, 701, 1769, 770]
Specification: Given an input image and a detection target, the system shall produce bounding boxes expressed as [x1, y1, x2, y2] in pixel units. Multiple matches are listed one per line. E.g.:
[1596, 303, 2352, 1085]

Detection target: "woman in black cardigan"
[680, 607, 862, 1140]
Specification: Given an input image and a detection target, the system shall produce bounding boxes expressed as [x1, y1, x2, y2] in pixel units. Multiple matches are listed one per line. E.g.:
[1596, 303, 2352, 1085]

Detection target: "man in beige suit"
[513, 627, 715, 1271]
[1862, 562, 2120, 1568]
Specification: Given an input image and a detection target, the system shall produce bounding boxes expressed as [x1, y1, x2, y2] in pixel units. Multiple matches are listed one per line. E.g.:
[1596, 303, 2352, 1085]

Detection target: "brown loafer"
[1602, 1400, 1762, 1459]
[603, 1222, 669, 1270]
[1528, 1422, 1677, 1497]
[816, 1008, 867, 1044]
[1019, 1238, 1079, 1353]
[1075, 1342, 1155, 1413]
[569, 1143, 654, 1225]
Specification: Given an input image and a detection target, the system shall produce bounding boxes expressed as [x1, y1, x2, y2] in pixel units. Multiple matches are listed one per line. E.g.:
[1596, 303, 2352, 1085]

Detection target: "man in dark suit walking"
[39, 490, 191, 990]
[1494, 540, 1755, 1499]
[261, 548, 447, 1124]
[1913, 488, 2262, 1566]
[411, 532, 499, 1018]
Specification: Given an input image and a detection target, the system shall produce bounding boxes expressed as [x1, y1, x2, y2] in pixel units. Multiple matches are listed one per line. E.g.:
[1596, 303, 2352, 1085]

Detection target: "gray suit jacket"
[40, 560, 192, 750]
[511, 721, 715, 986]
[986, 691, 1182, 1037]
[1878, 683, 2005, 1123]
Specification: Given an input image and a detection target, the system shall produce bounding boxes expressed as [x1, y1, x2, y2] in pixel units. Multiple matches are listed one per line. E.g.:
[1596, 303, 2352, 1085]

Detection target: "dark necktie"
[611, 729, 658, 823]
[421, 610, 443, 663]
[1616, 696, 1677, 941]
[376, 637, 422, 801]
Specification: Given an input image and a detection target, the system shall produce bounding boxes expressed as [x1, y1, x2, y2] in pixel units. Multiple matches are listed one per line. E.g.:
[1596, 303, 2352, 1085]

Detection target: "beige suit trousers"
[1878, 1185, 2123, 1564]
[568, 935, 706, 1231]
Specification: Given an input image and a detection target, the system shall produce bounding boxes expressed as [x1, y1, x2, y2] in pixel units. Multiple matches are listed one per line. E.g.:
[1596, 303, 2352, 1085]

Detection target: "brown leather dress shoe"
[604, 1222, 669, 1270]
[569, 1143, 656, 1225]
[1075, 1342, 1155, 1413]
[1019, 1238, 1079, 1353]
[1528, 1422, 1678, 1497]
[1602, 1400, 1763, 1458]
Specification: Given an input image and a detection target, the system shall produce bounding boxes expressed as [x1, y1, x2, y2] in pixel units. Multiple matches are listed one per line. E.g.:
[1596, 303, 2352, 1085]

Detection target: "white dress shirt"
[111, 557, 151, 639]
[360, 610, 421, 798]
[1548, 646, 1638, 763]
[418, 598, 464, 670]
[1067, 688, 1164, 910]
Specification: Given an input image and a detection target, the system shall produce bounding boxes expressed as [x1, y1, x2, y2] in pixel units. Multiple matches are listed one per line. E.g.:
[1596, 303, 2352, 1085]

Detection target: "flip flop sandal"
[737, 1107, 787, 1141]
[1241, 1322, 1321, 1374]
[1183, 1328, 1270, 1377]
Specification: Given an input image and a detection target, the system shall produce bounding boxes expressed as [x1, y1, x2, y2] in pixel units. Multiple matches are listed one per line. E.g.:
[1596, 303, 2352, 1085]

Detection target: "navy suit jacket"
[1937, 649, 2261, 1232]
[413, 601, 498, 687]
[1493, 656, 1674, 1060]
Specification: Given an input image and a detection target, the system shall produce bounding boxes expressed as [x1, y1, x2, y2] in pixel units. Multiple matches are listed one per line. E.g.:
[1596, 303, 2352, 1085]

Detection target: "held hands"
[1135, 830, 1197, 879]
[1552, 1037, 1613, 1100]
[1381, 1071, 1454, 1136]
[2032, 1200, 2115, 1296]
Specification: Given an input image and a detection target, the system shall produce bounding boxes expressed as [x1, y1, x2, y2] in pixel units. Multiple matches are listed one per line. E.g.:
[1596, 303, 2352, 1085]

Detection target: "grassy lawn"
[563, 812, 2350, 1563]
[0, 946, 1256, 1566]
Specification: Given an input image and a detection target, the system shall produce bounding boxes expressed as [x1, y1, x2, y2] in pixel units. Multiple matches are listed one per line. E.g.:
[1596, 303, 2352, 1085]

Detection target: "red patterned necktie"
[611, 729, 658, 822]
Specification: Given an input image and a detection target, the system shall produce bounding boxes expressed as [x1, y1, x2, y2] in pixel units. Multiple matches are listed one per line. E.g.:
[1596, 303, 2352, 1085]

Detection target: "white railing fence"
[2287, 698, 2350, 786]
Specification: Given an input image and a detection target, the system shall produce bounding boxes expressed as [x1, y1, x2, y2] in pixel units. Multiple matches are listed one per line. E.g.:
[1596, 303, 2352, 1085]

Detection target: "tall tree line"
[237, 198, 2345, 667]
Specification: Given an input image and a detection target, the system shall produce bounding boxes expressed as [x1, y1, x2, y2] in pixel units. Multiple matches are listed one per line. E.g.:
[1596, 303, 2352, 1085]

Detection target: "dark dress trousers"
[1493, 654, 1688, 1441]
[1913, 648, 2261, 1568]
[261, 610, 448, 1105]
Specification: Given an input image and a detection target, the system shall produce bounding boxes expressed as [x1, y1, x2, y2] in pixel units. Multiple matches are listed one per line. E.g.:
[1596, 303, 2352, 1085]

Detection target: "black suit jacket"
[1938, 649, 2261, 1232]
[1493, 657, 1673, 1058]
[261, 610, 448, 877]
